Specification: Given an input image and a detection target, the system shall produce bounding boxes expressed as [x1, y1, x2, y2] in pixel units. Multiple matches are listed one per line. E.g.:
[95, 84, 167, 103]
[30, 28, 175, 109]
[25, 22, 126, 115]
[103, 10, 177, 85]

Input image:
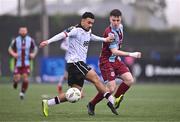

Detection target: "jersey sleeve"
[8, 39, 16, 51]
[47, 27, 77, 44]
[90, 34, 106, 42]
[65, 26, 75, 32]
[67, 28, 77, 37]
[30, 38, 38, 55]
[47, 32, 66, 44]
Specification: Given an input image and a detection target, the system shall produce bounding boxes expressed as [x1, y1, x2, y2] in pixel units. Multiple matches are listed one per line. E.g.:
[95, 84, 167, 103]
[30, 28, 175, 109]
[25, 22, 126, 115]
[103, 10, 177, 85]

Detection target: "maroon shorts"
[14, 66, 30, 75]
[99, 59, 129, 82]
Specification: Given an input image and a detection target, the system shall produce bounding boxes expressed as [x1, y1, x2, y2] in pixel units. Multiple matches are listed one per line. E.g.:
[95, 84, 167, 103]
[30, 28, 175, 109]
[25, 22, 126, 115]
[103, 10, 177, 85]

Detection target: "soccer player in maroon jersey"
[8, 27, 38, 100]
[87, 9, 142, 115]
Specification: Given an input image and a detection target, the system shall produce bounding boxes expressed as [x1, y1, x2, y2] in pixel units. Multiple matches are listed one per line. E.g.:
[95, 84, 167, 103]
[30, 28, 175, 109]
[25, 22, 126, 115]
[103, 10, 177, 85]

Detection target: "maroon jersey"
[9, 35, 37, 67]
[100, 25, 123, 63]
[99, 25, 129, 82]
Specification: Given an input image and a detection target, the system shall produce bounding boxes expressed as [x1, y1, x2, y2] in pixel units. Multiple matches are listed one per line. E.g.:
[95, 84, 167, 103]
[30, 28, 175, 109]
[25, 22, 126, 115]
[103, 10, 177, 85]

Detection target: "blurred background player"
[57, 26, 76, 94]
[8, 27, 38, 99]
[57, 29, 84, 98]
[40, 12, 118, 117]
[57, 35, 69, 94]
[87, 9, 141, 115]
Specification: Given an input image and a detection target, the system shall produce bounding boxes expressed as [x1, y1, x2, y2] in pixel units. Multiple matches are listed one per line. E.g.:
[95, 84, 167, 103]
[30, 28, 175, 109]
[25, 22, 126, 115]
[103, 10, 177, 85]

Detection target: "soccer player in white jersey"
[40, 12, 118, 117]
[57, 26, 85, 98]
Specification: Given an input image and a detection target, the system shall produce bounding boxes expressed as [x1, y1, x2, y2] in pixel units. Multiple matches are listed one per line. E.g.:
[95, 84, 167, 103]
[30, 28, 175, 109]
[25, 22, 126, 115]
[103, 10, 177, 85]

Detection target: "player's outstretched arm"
[90, 34, 114, 42]
[39, 32, 68, 48]
[129, 52, 141, 58]
[111, 48, 142, 58]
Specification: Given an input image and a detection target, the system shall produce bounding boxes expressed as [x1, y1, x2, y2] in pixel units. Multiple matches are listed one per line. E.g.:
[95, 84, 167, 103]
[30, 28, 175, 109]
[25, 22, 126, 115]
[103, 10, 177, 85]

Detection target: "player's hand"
[12, 53, 18, 59]
[129, 52, 141, 58]
[39, 40, 48, 48]
[30, 53, 36, 59]
[105, 33, 114, 42]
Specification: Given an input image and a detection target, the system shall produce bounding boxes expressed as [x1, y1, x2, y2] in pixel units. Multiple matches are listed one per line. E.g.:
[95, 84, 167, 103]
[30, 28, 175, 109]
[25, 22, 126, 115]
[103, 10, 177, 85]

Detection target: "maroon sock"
[90, 92, 104, 105]
[13, 80, 18, 89]
[114, 82, 130, 98]
[21, 81, 29, 93]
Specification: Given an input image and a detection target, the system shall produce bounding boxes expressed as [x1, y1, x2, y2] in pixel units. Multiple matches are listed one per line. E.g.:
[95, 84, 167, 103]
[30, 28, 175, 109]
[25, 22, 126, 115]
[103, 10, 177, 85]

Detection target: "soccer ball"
[65, 87, 81, 103]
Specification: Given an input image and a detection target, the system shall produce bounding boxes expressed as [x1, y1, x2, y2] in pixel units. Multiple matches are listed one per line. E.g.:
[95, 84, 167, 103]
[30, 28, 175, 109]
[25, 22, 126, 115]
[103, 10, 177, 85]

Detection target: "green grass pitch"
[0, 83, 180, 122]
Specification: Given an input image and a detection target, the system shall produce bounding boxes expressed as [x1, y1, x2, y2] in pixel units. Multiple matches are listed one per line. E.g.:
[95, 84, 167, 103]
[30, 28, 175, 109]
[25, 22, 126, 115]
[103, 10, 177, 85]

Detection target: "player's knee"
[108, 87, 116, 94]
[14, 76, 20, 81]
[22, 76, 29, 82]
[14, 78, 20, 81]
[129, 77, 135, 85]
[23, 78, 29, 83]
[124, 76, 134, 86]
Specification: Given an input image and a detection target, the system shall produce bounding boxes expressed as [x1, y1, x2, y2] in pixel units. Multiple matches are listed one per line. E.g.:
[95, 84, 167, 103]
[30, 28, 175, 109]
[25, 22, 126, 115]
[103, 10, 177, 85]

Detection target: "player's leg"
[106, 80, 117, 93]
[88, 62, 117, 115]
[42, 95, 62, 117]
[42, 61, 85, 117]
[86, 69, 118, 115]
[19, 66, 31, 99]
[13, 67, 21, 89]
[20, 73, 29, 99]
[42, 84, 82, 117]
[116, 72, 134, 96]
[88, 80, 116, 115]
[42, 90, 67, 117]
[57, 71, 68, 94]
[114, 61, 134, 109]
[42, 94, 64, 117]
[13, 74, 20, 89]
[57, 78, 63, 94]
[45, 92, 67, 106]
[80, 88, 85, 98]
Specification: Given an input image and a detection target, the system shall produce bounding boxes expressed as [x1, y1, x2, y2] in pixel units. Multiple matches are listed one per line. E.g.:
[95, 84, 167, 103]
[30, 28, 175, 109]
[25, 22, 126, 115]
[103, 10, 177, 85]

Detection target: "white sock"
[108, 95, 115, 105]
[103, 92, 115, 105]
[47, 96, 60, 106]
[47, 99, 56, 106]
[19, 92, 24, 97]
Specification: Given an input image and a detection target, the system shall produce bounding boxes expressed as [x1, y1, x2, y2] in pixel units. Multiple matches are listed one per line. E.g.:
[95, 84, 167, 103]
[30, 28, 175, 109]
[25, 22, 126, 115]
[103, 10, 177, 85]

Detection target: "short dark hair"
[82, 12, 95, 19]
[110, 9, 122, 17]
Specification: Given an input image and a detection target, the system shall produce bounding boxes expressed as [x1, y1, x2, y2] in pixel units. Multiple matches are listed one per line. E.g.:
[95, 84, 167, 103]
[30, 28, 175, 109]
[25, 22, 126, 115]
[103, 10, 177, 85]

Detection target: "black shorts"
[67, 61, 91, 87]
